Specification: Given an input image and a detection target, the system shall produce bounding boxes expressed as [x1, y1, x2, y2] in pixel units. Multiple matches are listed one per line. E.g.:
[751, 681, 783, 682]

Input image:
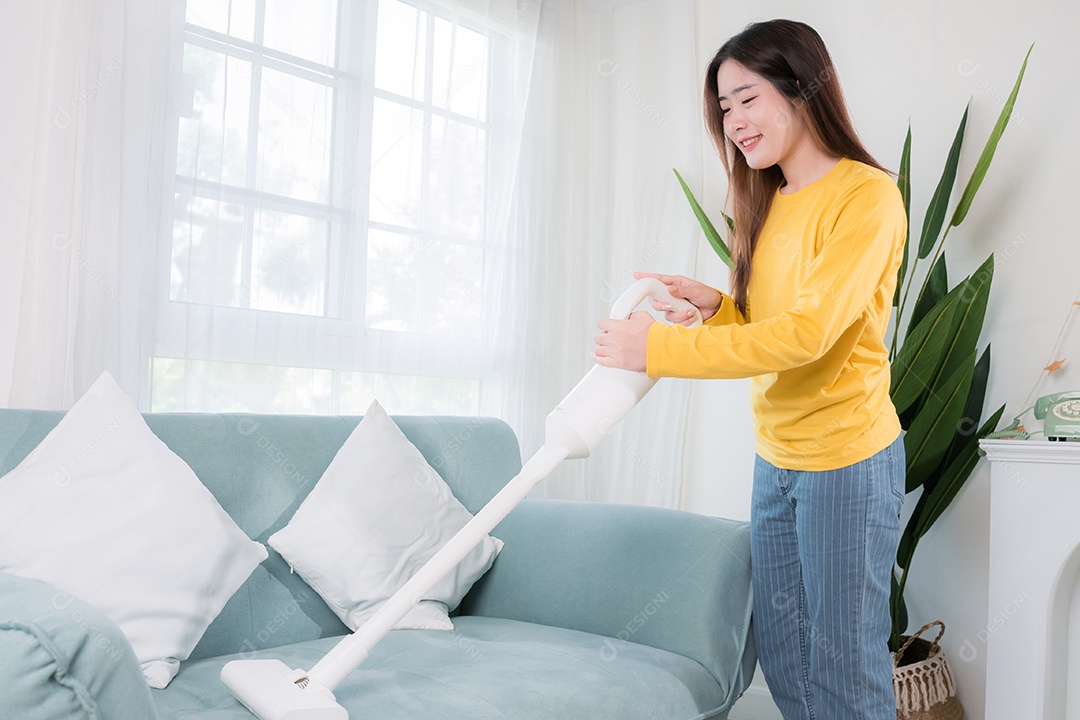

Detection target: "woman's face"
[715, 60, 811, 172]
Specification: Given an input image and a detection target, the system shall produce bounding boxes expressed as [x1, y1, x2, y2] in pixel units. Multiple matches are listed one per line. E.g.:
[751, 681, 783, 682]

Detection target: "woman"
[593, 19, 906, 720]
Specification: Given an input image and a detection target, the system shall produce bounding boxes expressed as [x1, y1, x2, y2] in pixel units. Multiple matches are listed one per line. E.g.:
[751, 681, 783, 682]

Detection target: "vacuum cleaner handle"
[608, 277, 703, 324]
[543, 277, 703, 460]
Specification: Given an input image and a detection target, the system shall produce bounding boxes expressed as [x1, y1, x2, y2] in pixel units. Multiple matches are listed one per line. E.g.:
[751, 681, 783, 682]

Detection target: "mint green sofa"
[0, 411, 755, 719]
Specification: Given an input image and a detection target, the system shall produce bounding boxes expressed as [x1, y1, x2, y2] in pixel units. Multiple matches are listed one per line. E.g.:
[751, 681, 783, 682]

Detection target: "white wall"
[681, 1, 1080, 717]
[0, 1, 47, 405]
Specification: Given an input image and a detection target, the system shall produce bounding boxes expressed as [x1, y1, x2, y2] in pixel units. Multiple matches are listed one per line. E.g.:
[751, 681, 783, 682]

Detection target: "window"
[155, 0, 498, 414]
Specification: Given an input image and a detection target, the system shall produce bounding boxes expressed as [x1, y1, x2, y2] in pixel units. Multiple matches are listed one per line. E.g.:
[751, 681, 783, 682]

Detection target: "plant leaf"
[897, 492, 928, 570]
[912, 403, 1007, 540]
[890, 571, 909, 635]
[906, 252, 949, 337]
[902, 450, 940, 505]
[929, 255, 994, 391]
[673, 168, 733, 269]
[898, 402, 1005, 570]
[917, 105, 968, 259]
[891, 257, 990, 425]
[894, 124, 912, 308]
[903, 351, 977, 491]
[951, 44, 1033, 227]
[938, 343, 991, 480]
[890, 298, 961, 416]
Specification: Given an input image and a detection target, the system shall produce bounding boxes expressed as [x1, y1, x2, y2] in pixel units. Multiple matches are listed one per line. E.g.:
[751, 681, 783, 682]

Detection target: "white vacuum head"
[221, 659, 347, 720]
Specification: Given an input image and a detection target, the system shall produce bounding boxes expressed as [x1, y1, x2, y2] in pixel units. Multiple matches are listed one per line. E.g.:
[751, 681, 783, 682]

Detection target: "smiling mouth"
[739, 135, 762, 150]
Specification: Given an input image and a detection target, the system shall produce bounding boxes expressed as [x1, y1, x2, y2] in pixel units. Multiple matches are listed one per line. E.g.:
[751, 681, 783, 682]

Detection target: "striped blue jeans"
[750, 434, 904, 720]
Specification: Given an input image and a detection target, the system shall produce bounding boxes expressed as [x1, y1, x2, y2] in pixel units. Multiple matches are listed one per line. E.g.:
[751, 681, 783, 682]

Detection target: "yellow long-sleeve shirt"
[647, 158, 906, 471]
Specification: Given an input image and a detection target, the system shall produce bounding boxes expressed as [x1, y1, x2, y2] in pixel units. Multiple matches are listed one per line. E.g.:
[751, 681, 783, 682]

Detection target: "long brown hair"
[704, 20, 886, 315]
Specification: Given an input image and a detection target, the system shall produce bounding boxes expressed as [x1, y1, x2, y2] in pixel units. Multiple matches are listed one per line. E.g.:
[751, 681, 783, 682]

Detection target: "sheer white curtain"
[10, 0, 551, 418]
[9, 0, 173, 409]
[9, 0, 708, 508]
[504, 0, 708, 506]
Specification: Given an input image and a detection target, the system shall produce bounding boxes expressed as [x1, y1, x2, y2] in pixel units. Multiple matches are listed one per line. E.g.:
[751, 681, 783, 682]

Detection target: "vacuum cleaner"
[220, 277, 702, 720]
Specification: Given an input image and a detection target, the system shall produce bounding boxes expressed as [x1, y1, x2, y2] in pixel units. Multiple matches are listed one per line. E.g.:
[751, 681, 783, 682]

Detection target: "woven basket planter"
[893, 621, 965, 719]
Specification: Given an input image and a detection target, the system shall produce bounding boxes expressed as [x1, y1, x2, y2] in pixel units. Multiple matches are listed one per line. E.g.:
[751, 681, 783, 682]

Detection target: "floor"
[727, 669, 783, 720]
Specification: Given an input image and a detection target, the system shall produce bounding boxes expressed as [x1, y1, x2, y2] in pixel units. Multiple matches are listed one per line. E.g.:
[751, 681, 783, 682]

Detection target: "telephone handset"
[986, 390, 1080, 442]
[1034, 391, 1080, 442]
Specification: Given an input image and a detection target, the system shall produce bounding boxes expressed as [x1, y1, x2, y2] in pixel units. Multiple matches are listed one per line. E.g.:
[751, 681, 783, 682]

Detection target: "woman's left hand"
[593, 311, 654, 371]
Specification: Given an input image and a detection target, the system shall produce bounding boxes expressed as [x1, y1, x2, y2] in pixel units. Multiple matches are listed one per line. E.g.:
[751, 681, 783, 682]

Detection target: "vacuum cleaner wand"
[221, 278, 701, 720]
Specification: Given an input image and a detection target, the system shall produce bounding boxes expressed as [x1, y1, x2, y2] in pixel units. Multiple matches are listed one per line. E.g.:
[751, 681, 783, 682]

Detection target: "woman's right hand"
[633, 272, 723, 325]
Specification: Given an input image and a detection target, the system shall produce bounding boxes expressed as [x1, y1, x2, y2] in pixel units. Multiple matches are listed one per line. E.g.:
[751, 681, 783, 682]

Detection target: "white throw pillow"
[0, 372, 267, 688]
[268, 400, 503, 632]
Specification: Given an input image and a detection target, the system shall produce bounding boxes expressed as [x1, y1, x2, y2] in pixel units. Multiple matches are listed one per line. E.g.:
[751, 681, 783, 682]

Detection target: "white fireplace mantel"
[981, 439, 1080, 720]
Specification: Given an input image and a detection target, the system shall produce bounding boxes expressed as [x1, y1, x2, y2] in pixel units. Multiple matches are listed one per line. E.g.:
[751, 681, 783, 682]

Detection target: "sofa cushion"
[0, 373, 268, 688]
[153, 616, 728, 720]
[268, 400, 503, 632]
[0, 572, 161, 720]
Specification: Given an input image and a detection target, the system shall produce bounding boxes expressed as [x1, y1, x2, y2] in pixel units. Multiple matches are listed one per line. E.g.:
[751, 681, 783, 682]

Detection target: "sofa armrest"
[460, 499, 755, 702]
[0, 572, 160, 720]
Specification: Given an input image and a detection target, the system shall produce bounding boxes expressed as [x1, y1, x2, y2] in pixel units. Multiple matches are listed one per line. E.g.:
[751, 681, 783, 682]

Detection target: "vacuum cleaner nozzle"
[221, 659, 348, 720]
